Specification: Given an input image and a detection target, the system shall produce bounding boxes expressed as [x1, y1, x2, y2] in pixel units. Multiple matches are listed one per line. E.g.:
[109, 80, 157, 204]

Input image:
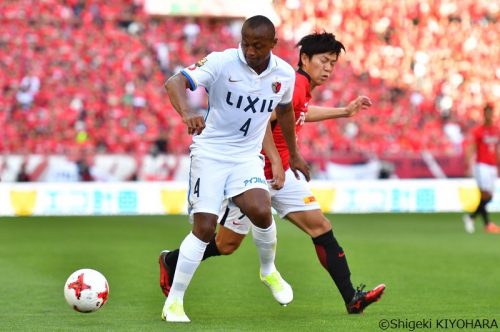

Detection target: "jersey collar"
[297, 67, 311, 82]
[237, 44, 277, 75]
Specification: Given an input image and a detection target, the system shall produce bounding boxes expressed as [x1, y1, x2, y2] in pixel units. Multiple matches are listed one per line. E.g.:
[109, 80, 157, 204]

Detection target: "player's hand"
[182, 110, 206, 135]
[345, 96, 372, 117]
[289, 153, 310, 181]
[269, 161, 285, 190]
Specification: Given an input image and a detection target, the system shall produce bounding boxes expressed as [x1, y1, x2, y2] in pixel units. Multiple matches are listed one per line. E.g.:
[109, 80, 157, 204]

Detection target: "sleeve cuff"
[180, 70, 197, 91]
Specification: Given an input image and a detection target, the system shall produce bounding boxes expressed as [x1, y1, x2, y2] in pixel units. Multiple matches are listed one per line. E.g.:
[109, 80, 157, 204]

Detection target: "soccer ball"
[64, 268, 109, 313]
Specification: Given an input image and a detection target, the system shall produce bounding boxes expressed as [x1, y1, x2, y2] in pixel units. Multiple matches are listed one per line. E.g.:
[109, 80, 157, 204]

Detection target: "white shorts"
[474, 162, 498, 194]
[188, 153, 268, 216]
[218, 168, 321, 235]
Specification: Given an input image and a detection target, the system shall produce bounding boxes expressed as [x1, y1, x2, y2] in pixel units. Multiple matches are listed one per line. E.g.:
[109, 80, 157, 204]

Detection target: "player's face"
[484, 107, 494, 124]
[301, 52, 339, 88]
[241, 26, 277, 73]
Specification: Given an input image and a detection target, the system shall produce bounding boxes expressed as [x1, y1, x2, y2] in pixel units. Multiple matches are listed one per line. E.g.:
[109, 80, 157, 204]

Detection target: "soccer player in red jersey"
[160, 32, 385, 314]
[463, 104, 500, 234]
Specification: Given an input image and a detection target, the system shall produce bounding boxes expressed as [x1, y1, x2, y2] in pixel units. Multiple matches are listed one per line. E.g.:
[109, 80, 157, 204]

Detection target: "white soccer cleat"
[462, 214, 475, 234]
[161, 299, 190, 323]
[260, 270, 293, 305]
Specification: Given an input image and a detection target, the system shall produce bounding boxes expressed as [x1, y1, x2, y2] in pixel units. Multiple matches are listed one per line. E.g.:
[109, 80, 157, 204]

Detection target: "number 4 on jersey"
[193, 178, 200, 197]
[240, 118, 251, 136]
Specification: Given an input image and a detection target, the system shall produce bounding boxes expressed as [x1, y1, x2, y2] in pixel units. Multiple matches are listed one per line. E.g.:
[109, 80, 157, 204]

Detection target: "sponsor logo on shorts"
[231, 220, 244, 226]
[303, 196, 317, 204]
[244, 177, 267, 186]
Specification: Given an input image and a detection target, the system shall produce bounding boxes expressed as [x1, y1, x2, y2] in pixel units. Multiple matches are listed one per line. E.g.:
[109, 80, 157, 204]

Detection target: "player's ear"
[272, 38, 278, 48]
[300, 53, 310, 66]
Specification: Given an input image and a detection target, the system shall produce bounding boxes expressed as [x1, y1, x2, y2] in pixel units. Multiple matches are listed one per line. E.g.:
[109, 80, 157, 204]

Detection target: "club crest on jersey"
[272, 81, 281, 93]
[196, 57, 207, 67]
[188, 57, 208, 70]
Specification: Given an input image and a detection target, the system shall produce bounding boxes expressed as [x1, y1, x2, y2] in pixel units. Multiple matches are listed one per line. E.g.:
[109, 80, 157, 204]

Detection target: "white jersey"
[181, 46, 295, 161]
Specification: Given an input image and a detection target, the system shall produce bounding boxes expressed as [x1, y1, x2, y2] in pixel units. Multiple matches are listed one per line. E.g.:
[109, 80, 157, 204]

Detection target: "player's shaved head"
[242, 15, 275, 40]
[240, 15, 277, 74]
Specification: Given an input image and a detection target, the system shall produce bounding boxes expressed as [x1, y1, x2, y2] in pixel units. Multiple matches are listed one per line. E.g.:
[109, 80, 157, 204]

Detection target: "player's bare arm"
[306, 96, 372, 122]
[465, 135, 477, 177]
[275, 102, 311, 181]
[165, 74, 206, 135]
[262, 122, 284, 190]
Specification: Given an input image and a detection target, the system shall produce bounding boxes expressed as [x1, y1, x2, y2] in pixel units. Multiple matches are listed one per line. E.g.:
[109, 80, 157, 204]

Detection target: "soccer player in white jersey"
[161, 15, 310, 322]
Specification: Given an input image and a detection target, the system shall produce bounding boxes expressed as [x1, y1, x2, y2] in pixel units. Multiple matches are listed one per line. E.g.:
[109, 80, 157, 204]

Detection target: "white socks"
[165, 232, 208, 306]
[252, 219, 277, 277]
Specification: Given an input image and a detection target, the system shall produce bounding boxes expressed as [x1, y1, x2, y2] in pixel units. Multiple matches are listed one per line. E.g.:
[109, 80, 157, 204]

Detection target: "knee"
[192, 215, 217, 242]
[246, 204, 272, 225]
[309, 218, 333, 237]
[318, 219, 333, 234]
[254, 205, 272, 220]
[480, 192, 492, 202]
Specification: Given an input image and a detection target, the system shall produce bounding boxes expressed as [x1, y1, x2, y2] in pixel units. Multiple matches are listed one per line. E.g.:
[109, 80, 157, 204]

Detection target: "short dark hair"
[242, 15, 276, 39]
[483, 103, 493, 113]
[296, 32, 345, 67]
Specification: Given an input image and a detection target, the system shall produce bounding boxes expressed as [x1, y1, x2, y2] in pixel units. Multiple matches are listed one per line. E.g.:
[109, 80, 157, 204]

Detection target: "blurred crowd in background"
[0, 0, 498, 180]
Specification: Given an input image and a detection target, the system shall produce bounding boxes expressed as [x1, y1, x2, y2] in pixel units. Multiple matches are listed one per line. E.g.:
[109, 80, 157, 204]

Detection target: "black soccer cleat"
[346, 283, 386, 314]
[159, 250, 175, 297]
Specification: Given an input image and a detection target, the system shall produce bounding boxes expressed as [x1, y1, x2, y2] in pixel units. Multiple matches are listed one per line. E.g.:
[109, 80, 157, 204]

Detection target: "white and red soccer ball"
[64, 268, 109, 313]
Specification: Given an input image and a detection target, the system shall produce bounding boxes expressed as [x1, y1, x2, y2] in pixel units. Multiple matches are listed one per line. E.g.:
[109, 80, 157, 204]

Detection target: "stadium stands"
[1, 0, 498, 178]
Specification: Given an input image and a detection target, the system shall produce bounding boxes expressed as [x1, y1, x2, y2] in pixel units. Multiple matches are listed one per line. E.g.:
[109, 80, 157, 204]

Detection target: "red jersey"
[263, 69, 311, 179]
[473, 124, 499, 166]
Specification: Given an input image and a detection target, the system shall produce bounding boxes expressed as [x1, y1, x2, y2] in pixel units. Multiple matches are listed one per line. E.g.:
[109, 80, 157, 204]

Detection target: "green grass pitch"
[1, 213, 499, 331]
